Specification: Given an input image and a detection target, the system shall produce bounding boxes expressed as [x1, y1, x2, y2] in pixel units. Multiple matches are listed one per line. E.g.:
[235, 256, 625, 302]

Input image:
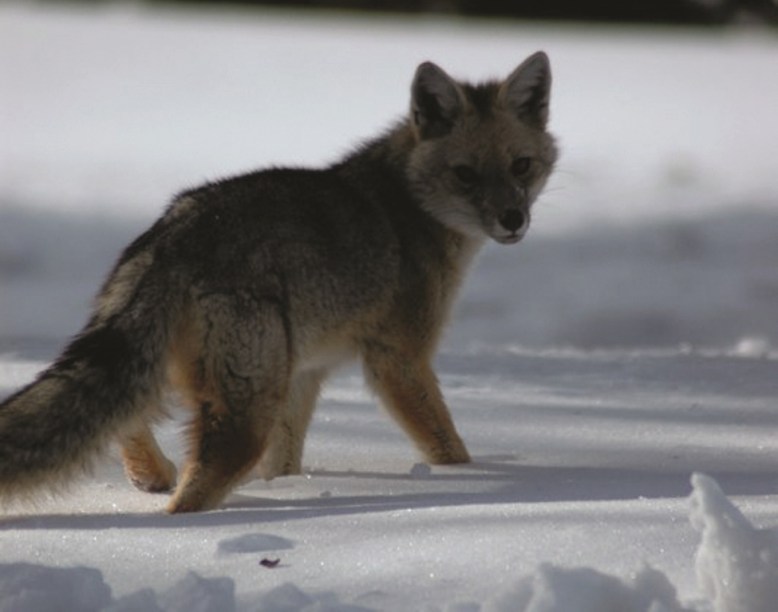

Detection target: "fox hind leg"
[168, 394, 280, 513]
[257, 368, 325, 480]
[167, 297, 291, 513]
[121, 418, 177, 493]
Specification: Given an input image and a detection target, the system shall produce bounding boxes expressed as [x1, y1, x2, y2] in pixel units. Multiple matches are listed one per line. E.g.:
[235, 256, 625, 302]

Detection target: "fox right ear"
[411, 62, 465, 139]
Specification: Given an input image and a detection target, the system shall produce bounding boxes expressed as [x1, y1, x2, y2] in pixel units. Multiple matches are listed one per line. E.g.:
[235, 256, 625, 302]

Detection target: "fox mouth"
[494, 231, 525, 245]
[491, 216, 530, 244]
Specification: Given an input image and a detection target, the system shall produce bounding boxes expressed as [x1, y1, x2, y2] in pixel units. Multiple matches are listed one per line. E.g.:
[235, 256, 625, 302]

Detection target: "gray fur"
[0, 55, 558, 512]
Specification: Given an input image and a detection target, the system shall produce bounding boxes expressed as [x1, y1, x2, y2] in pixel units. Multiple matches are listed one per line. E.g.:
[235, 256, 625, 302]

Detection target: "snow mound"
[0, 563, 112, 612]
[476, 564, 685, 612]
[157, 572, 235, 612]
[729, 337, 773, 360]
[474, 473, 778, 612]
[2, 474, 776, 611]
[690, 473, 778, 612]
[471, 473, 778, 612]
[251, 582, 372, 611]
[409, 462, 432, 479]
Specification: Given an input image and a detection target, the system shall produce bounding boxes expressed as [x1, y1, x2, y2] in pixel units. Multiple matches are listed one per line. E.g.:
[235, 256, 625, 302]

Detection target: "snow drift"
[2, 474, 774, 611]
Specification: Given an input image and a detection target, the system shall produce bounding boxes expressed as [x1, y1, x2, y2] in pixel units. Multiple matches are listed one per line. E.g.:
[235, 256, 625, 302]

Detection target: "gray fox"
[0, 54, 557, 513]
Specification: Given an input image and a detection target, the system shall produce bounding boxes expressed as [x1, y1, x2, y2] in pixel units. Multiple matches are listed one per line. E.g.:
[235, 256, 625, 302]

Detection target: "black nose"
[499, 209, 526, 232]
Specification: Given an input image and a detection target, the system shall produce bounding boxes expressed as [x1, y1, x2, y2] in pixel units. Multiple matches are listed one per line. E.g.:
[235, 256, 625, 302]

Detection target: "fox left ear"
[500, 51, 552, 128]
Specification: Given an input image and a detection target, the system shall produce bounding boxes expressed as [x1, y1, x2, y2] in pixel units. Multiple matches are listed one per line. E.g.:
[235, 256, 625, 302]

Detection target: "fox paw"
[256, 455, 302, 481]
[126, 457, 177, 493]
[425, 440, 471, 465]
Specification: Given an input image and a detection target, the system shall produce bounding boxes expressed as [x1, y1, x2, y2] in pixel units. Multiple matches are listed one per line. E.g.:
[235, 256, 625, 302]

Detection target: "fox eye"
[452, 165, 480, 187]
[511, 157, 532, 177]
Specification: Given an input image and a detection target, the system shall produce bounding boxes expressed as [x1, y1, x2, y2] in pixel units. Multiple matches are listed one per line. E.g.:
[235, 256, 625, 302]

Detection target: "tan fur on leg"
[121, 421, 177, 493]
[364, 350, 469, 465]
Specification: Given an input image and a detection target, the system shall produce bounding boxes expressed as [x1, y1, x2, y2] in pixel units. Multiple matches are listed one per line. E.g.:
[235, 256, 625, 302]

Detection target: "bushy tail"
[0, 256, 178, 502]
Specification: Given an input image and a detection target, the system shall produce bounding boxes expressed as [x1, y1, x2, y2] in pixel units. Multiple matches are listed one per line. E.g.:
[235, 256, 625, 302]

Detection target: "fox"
[0, 53, 557, 513]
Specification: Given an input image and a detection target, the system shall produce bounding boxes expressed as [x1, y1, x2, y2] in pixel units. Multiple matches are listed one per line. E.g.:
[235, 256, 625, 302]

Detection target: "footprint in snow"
[216, 533, 294, 555]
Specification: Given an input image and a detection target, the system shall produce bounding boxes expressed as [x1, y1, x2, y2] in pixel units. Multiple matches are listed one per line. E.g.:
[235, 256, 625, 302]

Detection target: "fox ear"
[411, 61, 465, 139]
[500, 51, 552, 128]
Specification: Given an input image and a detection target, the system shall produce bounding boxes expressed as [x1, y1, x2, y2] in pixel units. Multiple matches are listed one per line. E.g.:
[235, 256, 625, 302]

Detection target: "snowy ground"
[2, 3, 778, 611]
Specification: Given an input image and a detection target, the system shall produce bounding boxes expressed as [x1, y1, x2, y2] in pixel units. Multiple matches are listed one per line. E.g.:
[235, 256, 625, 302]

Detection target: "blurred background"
[1, 0, 777, 358]
[37, 0, 778, 25]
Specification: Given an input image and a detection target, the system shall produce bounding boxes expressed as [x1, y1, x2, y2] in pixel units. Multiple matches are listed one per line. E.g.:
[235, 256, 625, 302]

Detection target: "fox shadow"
[2, 456, 774, 532]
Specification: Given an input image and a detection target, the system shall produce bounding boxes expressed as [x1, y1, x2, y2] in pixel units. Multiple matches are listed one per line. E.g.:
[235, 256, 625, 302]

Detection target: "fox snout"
[499, 207, 528, 235]
[499, 208, 526, 233]
[493, 207, 530, 244]
[488, 181, 531, 244]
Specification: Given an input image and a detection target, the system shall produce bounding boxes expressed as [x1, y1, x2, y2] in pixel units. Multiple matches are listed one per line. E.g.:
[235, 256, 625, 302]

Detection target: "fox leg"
[120, 419, 177, 493]
[362, 348, 470, 465]
[167, 298, 291, 513]
[168, 394, 282, 513]
[257, 369, 325, 480]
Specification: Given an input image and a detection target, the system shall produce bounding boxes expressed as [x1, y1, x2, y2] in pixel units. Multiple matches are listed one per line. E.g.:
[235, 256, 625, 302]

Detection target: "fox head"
[406, 53, 558, 244]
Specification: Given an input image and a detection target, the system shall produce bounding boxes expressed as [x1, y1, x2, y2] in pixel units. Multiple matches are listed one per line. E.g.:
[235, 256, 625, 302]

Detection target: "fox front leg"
[362, 348, 470, 465]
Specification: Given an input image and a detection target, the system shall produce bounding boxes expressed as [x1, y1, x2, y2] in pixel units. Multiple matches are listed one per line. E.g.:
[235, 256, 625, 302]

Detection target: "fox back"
[0, 54, 557, 513]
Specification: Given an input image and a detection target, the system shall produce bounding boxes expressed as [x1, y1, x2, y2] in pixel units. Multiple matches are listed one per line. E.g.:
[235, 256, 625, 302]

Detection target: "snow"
[2, 472, 776, 611]
[2, 2, 778, 611]
[691, 474, 778, 612]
